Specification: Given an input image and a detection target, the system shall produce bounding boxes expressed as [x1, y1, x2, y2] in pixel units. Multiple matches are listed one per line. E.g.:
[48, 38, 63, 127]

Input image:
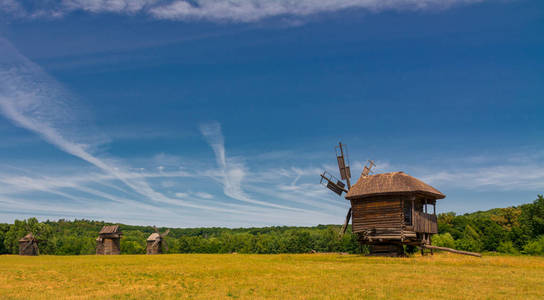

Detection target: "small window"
[423, 202, 436, 215]
[404, 199, 412, 225]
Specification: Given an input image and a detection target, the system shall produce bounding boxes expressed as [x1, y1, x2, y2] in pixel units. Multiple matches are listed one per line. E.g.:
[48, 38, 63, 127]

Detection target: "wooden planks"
[96, 237, 121, 255]
[422, 244, 482, 257]
[349, 192, 443, 251]
[351, 197, 403, 234]
[413, 211, 438, 234]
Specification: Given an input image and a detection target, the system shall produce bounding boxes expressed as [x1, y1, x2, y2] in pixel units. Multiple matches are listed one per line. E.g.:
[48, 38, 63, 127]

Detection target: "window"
[422, 200, 435, 215]
[404, 199, 412, 225]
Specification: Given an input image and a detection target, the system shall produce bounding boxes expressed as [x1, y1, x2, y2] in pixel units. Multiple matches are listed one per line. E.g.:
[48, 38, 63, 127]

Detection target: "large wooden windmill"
[320, 142, 458, 256]
[146, 227, 170, 255]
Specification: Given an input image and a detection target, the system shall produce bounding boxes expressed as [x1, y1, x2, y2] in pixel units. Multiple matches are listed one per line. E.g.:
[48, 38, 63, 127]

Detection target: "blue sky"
[0, 0, 543, 227]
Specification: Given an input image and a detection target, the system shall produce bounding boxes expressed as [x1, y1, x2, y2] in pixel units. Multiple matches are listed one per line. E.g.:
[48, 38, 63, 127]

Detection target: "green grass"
[0, 253, 543, 299]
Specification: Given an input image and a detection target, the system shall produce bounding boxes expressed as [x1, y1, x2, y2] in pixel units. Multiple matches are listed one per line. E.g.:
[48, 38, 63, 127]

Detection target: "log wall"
[350, 197, 403, 235]
[96, 237, 121, 255]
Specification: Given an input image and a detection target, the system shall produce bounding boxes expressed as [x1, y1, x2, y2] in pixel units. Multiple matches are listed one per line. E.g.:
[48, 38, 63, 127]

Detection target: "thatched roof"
[147, 233, 160, 242]
[19, 233, 35, 242]
[345, 171, 445, 200]
[99, 225, 121, 235]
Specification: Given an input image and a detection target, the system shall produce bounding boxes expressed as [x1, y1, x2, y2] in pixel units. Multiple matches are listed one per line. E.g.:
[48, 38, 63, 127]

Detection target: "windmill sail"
[361, 160, 376, 176]
[336, 143, 351, 182]
[327, 181, 344, 196]
[320, 172, 347, 196]
[320, 142, 376, 238]
[337, 156, 351, 180]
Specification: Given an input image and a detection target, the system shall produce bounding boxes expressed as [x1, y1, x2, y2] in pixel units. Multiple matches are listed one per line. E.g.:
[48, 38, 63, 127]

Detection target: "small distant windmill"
[146, 227, 170, 255]
[96, 225, 122, 255]
[320, 142, 375, 237]
[19, 233, 39, 256]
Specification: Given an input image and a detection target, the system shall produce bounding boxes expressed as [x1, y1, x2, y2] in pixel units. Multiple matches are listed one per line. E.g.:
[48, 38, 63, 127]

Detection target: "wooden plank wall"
[147, 241, 160, 255]
[413, 211, 438, 234]
[350, 197, 402, 234]
[104, 239, 113, 255]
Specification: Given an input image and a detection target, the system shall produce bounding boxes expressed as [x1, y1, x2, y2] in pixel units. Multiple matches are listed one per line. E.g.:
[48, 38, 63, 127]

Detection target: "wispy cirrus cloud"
[1, 0, 486, 22]
[420, 164, 544, 191]
[195, 192, 214, 199]
[0, 38, 345, 225]
[0, 38, 264, 215]
[199, 121, 305, 211]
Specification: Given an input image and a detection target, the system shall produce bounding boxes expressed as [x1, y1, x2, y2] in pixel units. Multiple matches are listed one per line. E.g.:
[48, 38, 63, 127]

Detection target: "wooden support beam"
[339, 208, 351, 237]
[421, 244, 482, 257]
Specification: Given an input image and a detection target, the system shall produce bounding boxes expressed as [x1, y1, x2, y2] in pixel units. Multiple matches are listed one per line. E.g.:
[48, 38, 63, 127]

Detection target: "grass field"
[0, 253, 543, 299]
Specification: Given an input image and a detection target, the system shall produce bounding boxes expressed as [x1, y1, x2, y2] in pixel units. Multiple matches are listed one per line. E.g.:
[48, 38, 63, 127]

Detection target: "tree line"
[1, 195, 543, 255]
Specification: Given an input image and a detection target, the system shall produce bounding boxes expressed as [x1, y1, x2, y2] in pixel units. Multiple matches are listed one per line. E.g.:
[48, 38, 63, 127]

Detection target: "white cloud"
[0, 159, 344, 225]
[1, 0, 486, 22]
[194, 192, 213, 199]
[0, 40, 356, 226]
[175, 192, 188, 198]
[420, 164, 544, 191]
[161, 180, 176, 188]
[62, 0, 158, 13]
[0, 38, 263, 214]
[199, 121, 304, 211]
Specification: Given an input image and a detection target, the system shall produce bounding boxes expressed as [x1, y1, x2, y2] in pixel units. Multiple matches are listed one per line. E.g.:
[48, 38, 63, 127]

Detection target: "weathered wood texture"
[146, 230, 169, 255]
[350, 197, 403, 234]
[18, 233, 39, 256]
[146, 241, 162, 255]
[413, 211, 438, 234]
[422, 245, 482, 257]
[344, 172, 445, 256]
[96, 225, 122, 255]
[96, 237, 121, 255]
[346, 172, 445, 200]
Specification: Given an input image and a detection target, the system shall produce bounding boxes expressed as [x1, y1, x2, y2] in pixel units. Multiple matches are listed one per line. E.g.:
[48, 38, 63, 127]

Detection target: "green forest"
[1, 195, 543, 256]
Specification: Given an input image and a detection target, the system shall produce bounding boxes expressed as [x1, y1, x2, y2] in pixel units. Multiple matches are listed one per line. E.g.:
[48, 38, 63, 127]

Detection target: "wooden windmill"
[18, 233, 39, 256]
[320, 142, 479, 257]
[320, 142, 374, 237]
[96, 225, 122, 255]
[146, 227, 170, 255]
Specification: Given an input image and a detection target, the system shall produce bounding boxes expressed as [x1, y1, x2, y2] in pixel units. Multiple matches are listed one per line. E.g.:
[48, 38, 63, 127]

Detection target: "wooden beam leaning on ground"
[421, 244, 482, 257]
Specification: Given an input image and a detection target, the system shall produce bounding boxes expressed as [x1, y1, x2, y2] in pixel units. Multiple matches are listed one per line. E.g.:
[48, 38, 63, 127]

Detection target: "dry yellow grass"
[0, 253, 543, 299]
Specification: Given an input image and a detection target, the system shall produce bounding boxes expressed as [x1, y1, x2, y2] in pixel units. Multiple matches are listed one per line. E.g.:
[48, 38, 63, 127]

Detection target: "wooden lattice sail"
[146, 227, 169, 255]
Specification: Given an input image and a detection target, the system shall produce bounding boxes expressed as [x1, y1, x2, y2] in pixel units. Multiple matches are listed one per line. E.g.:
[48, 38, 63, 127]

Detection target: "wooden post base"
[367, 244, 405, 257]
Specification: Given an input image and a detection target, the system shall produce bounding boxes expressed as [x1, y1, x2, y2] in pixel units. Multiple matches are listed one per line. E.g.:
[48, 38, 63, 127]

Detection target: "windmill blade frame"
[335, 142, 352, 187]
[22, 240, 33, 252]
[319, 142, 376, 239]
[340, 208, 352, 237]
[320, 172, 348, 196]
[162, 239, 169, 252]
